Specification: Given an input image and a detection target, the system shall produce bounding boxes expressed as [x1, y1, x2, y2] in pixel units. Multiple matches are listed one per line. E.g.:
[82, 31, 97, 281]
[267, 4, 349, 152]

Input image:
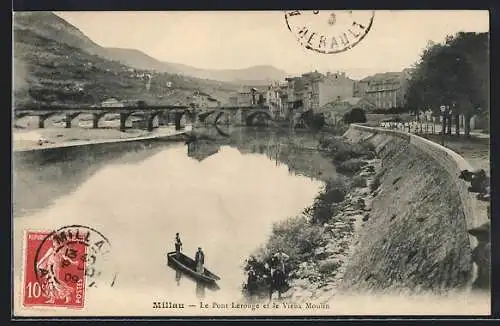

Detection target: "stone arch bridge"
[13, 105, 275, 131]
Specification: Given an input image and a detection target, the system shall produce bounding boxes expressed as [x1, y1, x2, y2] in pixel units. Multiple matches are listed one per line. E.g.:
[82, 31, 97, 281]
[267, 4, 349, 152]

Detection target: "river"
[13, 126, 339, 316]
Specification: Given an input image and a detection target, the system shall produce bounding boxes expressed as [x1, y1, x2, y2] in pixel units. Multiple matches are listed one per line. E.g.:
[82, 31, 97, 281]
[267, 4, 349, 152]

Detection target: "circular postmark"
[284, 10, 375, 54]
[33, 225, 117, 298]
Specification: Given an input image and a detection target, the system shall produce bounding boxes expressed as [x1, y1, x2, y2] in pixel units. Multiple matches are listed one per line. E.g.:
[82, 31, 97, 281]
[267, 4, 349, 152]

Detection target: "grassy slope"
[340, 135, 471, 292]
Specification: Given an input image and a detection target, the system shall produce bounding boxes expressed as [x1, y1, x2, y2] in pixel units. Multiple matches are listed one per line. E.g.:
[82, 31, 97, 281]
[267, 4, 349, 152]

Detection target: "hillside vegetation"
[13, 12, 243, 107]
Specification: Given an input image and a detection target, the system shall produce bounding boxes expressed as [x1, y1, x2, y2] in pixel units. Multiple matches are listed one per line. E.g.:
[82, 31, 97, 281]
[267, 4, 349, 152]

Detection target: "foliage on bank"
[406, 32, 489, 135]
[343, 108, 367, 124]
[242, 135, 376, 297]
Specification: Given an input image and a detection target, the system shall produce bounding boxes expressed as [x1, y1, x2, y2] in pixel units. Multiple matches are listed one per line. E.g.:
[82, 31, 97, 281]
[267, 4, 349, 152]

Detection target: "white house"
[101, 98, 124, 107]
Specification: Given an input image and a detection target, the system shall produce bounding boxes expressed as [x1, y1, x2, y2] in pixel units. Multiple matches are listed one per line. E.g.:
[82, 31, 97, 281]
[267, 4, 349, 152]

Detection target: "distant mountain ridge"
[98, 47, 289, 85]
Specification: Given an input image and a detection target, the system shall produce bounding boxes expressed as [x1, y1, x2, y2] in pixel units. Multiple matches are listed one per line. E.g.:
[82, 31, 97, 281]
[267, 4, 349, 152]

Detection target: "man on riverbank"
[273, 249, 290, 274]
[459, 169, 490, 200]
[246, 267, 258, 302]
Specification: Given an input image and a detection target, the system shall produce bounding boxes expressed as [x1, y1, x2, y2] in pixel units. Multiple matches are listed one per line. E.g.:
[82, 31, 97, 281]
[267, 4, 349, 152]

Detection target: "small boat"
[167, 251, 221, 283]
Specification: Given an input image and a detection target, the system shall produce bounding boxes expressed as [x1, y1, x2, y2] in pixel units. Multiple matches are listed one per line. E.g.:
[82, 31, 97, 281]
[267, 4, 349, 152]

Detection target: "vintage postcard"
[12, 10, 491, 317]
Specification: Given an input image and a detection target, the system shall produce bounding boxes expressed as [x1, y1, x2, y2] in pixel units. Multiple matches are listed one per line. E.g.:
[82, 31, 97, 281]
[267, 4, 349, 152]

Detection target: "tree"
[406, 32, 489, 137]
[343, 108, 367, 124]
[258, 93, 265, 107]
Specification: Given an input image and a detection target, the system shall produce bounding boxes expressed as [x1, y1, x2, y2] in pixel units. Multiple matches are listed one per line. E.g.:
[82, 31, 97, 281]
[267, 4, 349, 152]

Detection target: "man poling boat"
[175, 233, 182, 258]
[167, 239, 220, 284]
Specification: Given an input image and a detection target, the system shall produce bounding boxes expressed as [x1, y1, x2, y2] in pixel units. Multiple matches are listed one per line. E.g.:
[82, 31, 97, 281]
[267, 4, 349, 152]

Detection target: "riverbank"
[242, 133, 378, 302]
[242, 124, 489, 313]
[12, 126, 190, 152]
[282, 156, 382, 303]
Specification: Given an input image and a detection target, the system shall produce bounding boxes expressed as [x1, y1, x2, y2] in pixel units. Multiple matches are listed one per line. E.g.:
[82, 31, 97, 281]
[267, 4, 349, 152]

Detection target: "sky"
[55, 11, 489, 80]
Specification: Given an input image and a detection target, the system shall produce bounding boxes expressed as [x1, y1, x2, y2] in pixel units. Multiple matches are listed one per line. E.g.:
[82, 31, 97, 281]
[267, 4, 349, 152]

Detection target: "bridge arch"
[198, 110, 217, 123]
[245, 110, 274, 126]
[173, 109, 196, 130]
[213, 111, 234, 125]
[119, 111, 143, 131]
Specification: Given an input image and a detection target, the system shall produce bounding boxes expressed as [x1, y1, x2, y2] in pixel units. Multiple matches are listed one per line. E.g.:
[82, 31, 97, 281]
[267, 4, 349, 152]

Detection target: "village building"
[100, 98, 125, 107]
[192, 90, 221, 108]
[355, 70, 412, 110]
[284, 71, 357, 114]
[317, 97, 375, 124]
[229, 88, 259, 107]
[264, 82, 288, 118]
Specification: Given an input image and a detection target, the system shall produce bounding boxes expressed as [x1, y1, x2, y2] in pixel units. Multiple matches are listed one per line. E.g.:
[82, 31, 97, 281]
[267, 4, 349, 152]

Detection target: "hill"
[13, 12, 244, 107]
[13, 12, 288, 85]
[99, 47, 288, 85]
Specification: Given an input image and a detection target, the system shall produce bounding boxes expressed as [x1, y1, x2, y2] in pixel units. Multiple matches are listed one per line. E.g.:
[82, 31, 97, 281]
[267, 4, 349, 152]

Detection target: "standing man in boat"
[175, 233, 183, 258]
[195, 247, 205, 273]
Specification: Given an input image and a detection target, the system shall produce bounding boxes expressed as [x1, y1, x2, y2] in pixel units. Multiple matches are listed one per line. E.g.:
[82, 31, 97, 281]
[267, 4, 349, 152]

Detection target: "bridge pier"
[191, 111, 201, 128]
[38, 113, 57, 128]
[174, 112, 183, 130]
[120, 113, 131, 132]
[145, 112, 158, 132]
[92, 113, 106, 129]
[38, 116, 46, 129]
[235, 108, 246, 126]
[65, 113, 81, 128]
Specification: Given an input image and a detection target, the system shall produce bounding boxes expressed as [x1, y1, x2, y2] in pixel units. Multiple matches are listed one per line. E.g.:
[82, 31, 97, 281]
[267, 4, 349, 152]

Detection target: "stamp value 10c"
[23, 230, 87, 309]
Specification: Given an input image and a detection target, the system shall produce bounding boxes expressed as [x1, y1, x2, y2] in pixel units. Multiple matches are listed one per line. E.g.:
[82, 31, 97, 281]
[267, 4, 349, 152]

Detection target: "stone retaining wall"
[342, 124, 488, 290]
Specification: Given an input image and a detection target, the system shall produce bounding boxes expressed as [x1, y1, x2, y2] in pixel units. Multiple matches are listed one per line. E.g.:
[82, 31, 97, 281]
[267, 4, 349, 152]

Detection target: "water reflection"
[176, 270, 182, 286]
[196, 281, 206, 299]
[186, 126, 337, 182]
[13, 126, 334, 313]
[13, 139, 180, 217]
[168, 260, 220, 298]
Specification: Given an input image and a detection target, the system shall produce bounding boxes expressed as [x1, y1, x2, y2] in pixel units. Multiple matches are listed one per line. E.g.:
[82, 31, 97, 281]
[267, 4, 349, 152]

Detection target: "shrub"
[308, 178, 347, 224]
[324, 138, 375, 163]
[352, 175, 367, 188]
[370, 172, 383, 193]
[252, 216, 325, 272]
[343, 108, 367, 123]
[372, 107, 409, 115]
[337, 158, 367, 175]
[301, 110, 326, 131]
[318, 259, 342, 274]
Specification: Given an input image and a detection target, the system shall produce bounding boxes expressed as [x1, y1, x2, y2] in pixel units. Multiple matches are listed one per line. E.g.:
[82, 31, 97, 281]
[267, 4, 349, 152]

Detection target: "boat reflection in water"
[175, 270, 182, 286]
[196, 281, 206, 299]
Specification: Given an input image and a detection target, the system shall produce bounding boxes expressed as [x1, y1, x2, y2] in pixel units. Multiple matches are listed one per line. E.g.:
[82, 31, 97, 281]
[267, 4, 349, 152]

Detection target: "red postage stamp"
[22, 230, 87, 309]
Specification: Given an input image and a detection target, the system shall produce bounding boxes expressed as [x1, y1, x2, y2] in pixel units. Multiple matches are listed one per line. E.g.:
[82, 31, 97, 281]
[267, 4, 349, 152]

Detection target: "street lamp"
[440, 105, 446, 145]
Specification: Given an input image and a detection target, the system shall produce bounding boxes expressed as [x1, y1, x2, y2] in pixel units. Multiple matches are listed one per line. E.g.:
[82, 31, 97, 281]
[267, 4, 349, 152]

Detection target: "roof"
[102, 98, 120, 103]
[342, 97, 363, 105]
[302, 71, 324, 80]
[365, 86, 401, 93]
[360, 72, 405, 83]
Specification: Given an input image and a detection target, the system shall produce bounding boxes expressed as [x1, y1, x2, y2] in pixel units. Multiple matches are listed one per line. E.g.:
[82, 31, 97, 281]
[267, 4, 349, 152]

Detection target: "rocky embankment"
[242, 133, 380, 301]
[244, 124, 489, 304]
[282, 158, 382, 303]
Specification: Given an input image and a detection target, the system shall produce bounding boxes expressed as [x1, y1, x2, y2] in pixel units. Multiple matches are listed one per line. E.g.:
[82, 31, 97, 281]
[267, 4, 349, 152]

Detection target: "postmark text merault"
[284, 10, 375, 54]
